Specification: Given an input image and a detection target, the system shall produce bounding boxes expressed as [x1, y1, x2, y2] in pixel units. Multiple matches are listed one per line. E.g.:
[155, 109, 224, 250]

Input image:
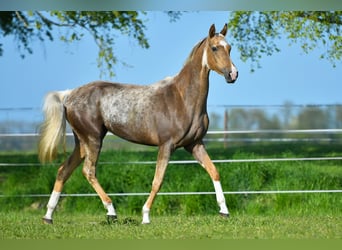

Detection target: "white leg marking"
[103, 202, 116, 216]
[44, 191, 61, 220]
[213, 181, 229, 215]
[142, 204, 150, 224]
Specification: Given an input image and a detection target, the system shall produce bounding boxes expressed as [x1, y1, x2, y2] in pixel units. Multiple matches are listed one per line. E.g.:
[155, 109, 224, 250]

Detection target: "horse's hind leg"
[185, 142, 229, 217]
[43, 137, 84, 224]
[81, 139, 117, 223]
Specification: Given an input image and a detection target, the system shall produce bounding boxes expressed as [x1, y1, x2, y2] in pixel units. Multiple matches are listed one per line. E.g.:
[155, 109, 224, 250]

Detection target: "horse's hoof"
[42, 217, 53, 224]
[107, 215, 118, 224]
[219, 213, 230, 218]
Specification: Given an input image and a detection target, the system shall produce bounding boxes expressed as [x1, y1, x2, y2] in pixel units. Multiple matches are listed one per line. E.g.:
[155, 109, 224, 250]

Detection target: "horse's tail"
[38, 90, 72, 163]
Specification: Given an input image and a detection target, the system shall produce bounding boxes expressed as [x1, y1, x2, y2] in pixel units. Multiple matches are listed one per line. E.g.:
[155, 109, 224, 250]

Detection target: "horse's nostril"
[230, 70, 238, 81]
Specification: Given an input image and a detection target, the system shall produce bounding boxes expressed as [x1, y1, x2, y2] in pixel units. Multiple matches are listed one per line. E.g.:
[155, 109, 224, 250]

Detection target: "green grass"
[0, 142, 341, 239]
[2, 146, 341, 215]
[0, 211, 340, 239]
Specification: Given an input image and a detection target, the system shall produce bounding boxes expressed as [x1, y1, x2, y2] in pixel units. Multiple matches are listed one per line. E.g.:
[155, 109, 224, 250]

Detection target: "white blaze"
[219, 40, 228, 49]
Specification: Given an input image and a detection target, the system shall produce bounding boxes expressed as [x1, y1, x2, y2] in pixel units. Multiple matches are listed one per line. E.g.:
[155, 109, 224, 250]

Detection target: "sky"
[0, 11, 341, 122]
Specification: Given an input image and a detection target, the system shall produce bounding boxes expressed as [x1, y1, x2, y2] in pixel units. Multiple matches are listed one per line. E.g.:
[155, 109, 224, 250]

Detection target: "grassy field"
[0, 142, 341, 239]
[0, 211, 340, 239]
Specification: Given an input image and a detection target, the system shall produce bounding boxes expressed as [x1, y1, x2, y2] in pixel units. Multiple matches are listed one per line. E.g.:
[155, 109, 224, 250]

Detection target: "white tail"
[38, 90, 71, 163]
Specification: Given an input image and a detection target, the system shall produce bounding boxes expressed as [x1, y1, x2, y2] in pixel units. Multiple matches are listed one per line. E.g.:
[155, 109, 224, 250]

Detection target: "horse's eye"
[211, 46, 217, 52]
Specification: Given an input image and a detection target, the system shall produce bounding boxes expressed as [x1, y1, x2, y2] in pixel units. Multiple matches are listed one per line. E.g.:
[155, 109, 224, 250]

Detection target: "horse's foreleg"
[186, 143, 229, 217]
[142, 143, 173, 224]
[82, 143, 117, 223]
[43, 144, 84, 224]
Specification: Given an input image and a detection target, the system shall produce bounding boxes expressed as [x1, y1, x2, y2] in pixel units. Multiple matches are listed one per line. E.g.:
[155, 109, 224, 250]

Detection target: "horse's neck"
[175, 47, 210, 112]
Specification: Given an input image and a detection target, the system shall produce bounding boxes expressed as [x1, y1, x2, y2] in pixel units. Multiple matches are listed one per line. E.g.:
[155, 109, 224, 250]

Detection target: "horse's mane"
[184, 37, 207, 65]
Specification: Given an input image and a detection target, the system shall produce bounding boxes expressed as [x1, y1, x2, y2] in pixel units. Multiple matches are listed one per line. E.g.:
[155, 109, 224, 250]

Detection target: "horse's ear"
[209, 24, 216, 38]
[220, 23, 227, 36]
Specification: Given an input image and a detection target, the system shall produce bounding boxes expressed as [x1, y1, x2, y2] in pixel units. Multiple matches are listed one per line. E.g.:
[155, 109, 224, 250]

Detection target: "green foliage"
[228, 11, 342, 71]
[0, 11, 150, 78]
[1, 11, 340, 77]
[225, 104, 342, 131]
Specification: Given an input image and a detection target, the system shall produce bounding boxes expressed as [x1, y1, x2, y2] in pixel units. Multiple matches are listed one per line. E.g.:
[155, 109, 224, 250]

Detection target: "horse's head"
[204, 24, 238, 84]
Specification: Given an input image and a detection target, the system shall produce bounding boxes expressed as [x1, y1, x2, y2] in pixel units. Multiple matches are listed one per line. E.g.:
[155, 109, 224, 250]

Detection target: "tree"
[281, 101, 295, 129]
[296, 106, 328, 129]
[228, 11, 342, 71]
[0, 11, 179, 78]
[1, 11, 340, 76]
[209, 112, 222, 130]
[336, 106, 342, 128]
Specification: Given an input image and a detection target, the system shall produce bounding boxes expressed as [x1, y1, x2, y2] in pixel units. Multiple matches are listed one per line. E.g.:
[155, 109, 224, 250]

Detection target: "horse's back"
[63, 78, 202, 146]
[63, 80, 172, 145]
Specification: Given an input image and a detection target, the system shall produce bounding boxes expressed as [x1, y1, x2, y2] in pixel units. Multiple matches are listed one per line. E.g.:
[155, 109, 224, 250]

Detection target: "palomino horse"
[39, 24, 238, 224]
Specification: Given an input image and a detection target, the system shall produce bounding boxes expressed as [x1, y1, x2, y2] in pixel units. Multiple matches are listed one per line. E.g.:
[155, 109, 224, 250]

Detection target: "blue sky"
[0, 11, 341, 120]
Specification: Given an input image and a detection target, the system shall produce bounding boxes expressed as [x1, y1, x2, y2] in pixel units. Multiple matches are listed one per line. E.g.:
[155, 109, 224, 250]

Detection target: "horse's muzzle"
[224, 70, 238, 84]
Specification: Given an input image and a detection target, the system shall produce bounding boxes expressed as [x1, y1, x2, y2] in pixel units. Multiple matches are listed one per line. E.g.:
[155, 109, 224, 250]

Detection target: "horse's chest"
[178, 114, 209, 146]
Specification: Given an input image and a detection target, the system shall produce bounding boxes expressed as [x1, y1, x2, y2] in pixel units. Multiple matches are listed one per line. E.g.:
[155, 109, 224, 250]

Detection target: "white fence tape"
[1, 129, 342, 137]
[1, 156, 342, 167]
[1, 129, 341, 198]
[1, 190, 342, 198]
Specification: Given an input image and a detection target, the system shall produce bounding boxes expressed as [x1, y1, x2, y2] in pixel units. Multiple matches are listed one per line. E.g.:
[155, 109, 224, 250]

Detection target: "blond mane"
[184, 38, 207, 65]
